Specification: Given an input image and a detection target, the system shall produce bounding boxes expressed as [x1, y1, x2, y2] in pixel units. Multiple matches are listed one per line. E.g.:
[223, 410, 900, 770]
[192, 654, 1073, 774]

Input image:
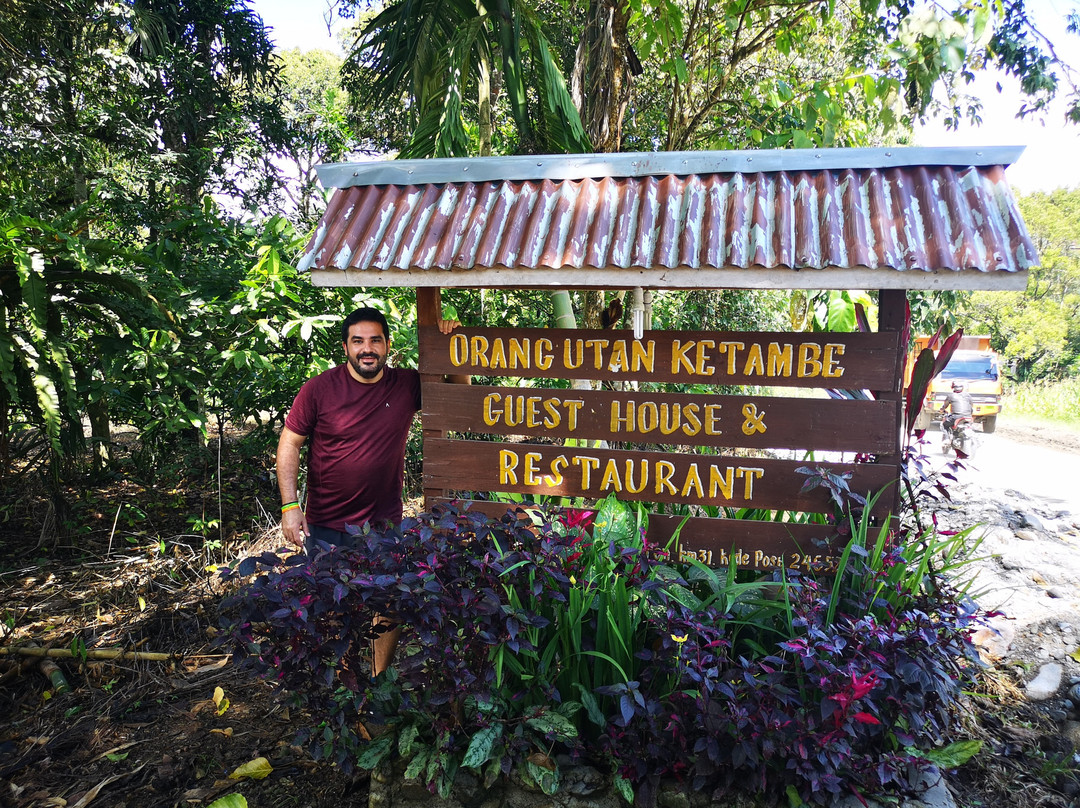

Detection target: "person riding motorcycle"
[941, 381, 974, 438]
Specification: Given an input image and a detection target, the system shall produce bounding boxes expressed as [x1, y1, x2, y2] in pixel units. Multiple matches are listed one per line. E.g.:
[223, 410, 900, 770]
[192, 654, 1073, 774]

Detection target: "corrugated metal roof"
[299, 147, 1037, 291]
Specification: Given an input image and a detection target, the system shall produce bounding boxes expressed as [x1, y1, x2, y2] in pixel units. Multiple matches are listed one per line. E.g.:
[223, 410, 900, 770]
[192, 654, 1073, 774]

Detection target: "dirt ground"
[1, 425, 1079, 808]
[996, 420, 1080, 455]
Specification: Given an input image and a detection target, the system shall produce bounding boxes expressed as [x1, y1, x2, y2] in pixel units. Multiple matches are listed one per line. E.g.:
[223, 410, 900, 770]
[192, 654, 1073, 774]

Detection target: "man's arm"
[276, 426, 309, 547]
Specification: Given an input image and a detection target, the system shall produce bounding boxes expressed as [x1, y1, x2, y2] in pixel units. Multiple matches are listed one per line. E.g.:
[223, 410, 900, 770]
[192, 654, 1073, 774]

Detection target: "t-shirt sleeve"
[284, 379, 318, 437]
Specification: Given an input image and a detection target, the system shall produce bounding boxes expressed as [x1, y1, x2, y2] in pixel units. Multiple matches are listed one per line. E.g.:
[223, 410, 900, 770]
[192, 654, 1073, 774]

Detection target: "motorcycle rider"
[941, 381, 974, 442]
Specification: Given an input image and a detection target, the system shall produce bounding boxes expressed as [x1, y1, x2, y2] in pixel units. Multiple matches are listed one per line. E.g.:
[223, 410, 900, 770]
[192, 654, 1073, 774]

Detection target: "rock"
[562, 765, 607, 796]
[1064, 720, 1080, 751]
[832, 766, 955, 808]
[1014, 529, 1040, 541]
[1048, 586, 1072, 599]
[1026, 662, 1064, 701]
[1018, 511, 1046, 531]
[971, 621, 1016, 661]
[1069, 683, 1080, 703]
[657, 788, 692, 808]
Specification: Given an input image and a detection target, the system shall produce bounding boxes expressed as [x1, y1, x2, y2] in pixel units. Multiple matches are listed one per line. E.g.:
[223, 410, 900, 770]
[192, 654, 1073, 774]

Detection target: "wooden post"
[416, 288, 448, 508]
[876, 288, 908, 519]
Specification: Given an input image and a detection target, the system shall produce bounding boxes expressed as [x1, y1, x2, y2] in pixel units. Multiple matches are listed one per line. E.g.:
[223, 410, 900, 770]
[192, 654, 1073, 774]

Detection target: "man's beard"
[350, 353, 387, 379]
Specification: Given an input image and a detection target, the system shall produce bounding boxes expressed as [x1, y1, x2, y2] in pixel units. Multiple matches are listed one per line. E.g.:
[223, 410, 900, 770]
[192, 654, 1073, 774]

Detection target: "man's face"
[344, 320, 389, 382]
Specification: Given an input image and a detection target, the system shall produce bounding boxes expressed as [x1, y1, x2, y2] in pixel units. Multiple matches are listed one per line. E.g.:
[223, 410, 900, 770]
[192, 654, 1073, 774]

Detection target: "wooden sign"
[422, 383, 900, 453]
[424, 439, 896, 514]
[420, 327, 901, 389]
[419, 320, 904, 570]
[439, 500, 846, 573]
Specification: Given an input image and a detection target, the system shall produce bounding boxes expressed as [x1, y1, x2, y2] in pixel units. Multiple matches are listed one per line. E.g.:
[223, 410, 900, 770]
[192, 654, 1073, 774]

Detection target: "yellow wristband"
[281, 502, 301, 514]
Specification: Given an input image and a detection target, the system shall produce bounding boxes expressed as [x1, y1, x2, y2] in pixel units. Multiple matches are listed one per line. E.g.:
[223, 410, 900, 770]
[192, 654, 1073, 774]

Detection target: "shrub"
[220, 496, 984, 806]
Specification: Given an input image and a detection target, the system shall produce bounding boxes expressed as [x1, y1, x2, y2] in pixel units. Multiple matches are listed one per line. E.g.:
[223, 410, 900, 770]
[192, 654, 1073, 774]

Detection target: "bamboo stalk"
[0, 647, 184, 662]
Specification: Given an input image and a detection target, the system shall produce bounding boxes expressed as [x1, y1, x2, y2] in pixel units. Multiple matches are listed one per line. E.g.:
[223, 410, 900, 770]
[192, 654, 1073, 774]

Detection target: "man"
[941, 380, 974, 436]
[276, 305, 463, 674]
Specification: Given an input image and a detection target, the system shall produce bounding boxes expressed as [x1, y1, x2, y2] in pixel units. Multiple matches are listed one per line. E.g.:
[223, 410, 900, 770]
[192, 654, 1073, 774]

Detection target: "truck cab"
[909, 336, 1004, 434]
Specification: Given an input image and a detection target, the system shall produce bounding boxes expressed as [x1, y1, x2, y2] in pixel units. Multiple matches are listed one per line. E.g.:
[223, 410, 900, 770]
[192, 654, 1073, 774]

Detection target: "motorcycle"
[941, 415, 977, 458]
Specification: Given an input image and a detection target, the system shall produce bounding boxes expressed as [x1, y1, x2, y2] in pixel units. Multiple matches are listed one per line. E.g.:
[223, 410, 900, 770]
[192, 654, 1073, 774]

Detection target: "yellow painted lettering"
[573, 456, 600, 489]
[631, 340, 655, 373]
[523, 452, 543, 486]
[509, 338, 530, 369]
[681, 463, 704, 498]
[450, 333, 467, 366]
[611, 400, 635, 433]
[542, 399, 561, 429]
[483, 393, 502, 427]
[743, 343, 765, 376]
[638, 402, 658, 433]
[681, 403, 701, 436]
[823, 343, 845, 378]
[624, 459, 648, 494]
[547, 455, 568, 486]
[737, 466, 764, 498]
[565, 400, 584, 431]
[655, 461, 677, 495]
[585, 339, 609, 370]
[659, 403, 681, 435]
[525, 396, 543, 428]
[798, 344, 823, 377]
[563, 339, 584, 370]
[767, 343, 793, 377]
[608, 340, 629, 372]
[718, 341, 745, 375]
[709, 465, 734, 499]
[599, 459, 622, 492]
[499, 450, 519, 485]
[504, 396, 524, 428]
[470, 336, 490, 368]
[704, 404, 723, 435]
[671, 340, 695, 375]
[535, 338, 554, 370]
[489, 338, 508, 370]
[694, 340, 715, 375]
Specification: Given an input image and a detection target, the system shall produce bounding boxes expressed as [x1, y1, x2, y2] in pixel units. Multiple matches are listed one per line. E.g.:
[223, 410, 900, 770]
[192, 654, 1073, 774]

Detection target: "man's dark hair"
[341, 307, 390, 342]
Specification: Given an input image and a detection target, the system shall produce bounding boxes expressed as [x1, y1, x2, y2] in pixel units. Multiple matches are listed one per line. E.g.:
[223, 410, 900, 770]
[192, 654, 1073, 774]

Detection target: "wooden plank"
[417, 288, 447, 506]
[424, 439, 897, 515]
[875, 289, 907, 515]
[430, 500, 845, 572]
[419, 327, 900, 389]
[423, 383, 900, 453]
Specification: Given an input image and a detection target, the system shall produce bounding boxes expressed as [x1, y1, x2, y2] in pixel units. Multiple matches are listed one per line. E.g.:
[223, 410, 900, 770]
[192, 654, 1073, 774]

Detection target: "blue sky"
[250, 0, 1080, 193]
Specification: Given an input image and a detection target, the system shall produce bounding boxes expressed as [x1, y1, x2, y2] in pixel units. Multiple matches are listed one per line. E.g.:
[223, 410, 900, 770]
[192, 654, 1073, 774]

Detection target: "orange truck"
[909, 335, 1004, 433]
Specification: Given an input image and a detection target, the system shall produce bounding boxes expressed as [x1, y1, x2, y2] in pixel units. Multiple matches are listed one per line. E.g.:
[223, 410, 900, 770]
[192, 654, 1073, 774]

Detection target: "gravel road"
[925, 421, 1080, 673]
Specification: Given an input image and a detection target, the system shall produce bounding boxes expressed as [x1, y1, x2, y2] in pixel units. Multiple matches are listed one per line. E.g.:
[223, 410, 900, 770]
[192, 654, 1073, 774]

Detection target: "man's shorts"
[304, 523, 352, 556]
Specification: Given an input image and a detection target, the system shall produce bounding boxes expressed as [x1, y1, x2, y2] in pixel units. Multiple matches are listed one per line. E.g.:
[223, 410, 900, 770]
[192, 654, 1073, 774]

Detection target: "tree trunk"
[571, 0, 636, 152]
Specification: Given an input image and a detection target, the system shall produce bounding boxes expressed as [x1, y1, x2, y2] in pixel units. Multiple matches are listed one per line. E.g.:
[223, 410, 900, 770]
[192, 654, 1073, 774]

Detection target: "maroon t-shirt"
[284, 364, 421, 531]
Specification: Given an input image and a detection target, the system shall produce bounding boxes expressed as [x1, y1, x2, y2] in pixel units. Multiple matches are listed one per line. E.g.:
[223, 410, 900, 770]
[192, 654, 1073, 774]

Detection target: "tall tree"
[339, 0, 590, 156]
[962, 188, 1080, 380]
[621, 0, 1079, 152]
[258, 48, 357, 226]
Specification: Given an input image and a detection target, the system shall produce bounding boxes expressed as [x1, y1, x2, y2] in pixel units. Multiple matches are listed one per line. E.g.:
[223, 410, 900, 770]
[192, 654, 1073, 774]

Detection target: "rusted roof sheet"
[299, 147, 1036, 291]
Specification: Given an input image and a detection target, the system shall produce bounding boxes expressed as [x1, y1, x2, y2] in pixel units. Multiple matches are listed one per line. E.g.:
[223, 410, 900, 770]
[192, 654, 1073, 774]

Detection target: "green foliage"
[263, 49, 360, 226]
[342, 0, 590, 157]
[1004, 376, 1080, 424]
[0, 213, 165, 459]
[961, 188, 1080, 381]
[619, 0, 1073, 152]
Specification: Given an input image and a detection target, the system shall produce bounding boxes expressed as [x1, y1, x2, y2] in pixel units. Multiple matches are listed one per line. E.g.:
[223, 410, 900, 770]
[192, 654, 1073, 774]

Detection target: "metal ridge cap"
[315, 146, 1027, 188]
